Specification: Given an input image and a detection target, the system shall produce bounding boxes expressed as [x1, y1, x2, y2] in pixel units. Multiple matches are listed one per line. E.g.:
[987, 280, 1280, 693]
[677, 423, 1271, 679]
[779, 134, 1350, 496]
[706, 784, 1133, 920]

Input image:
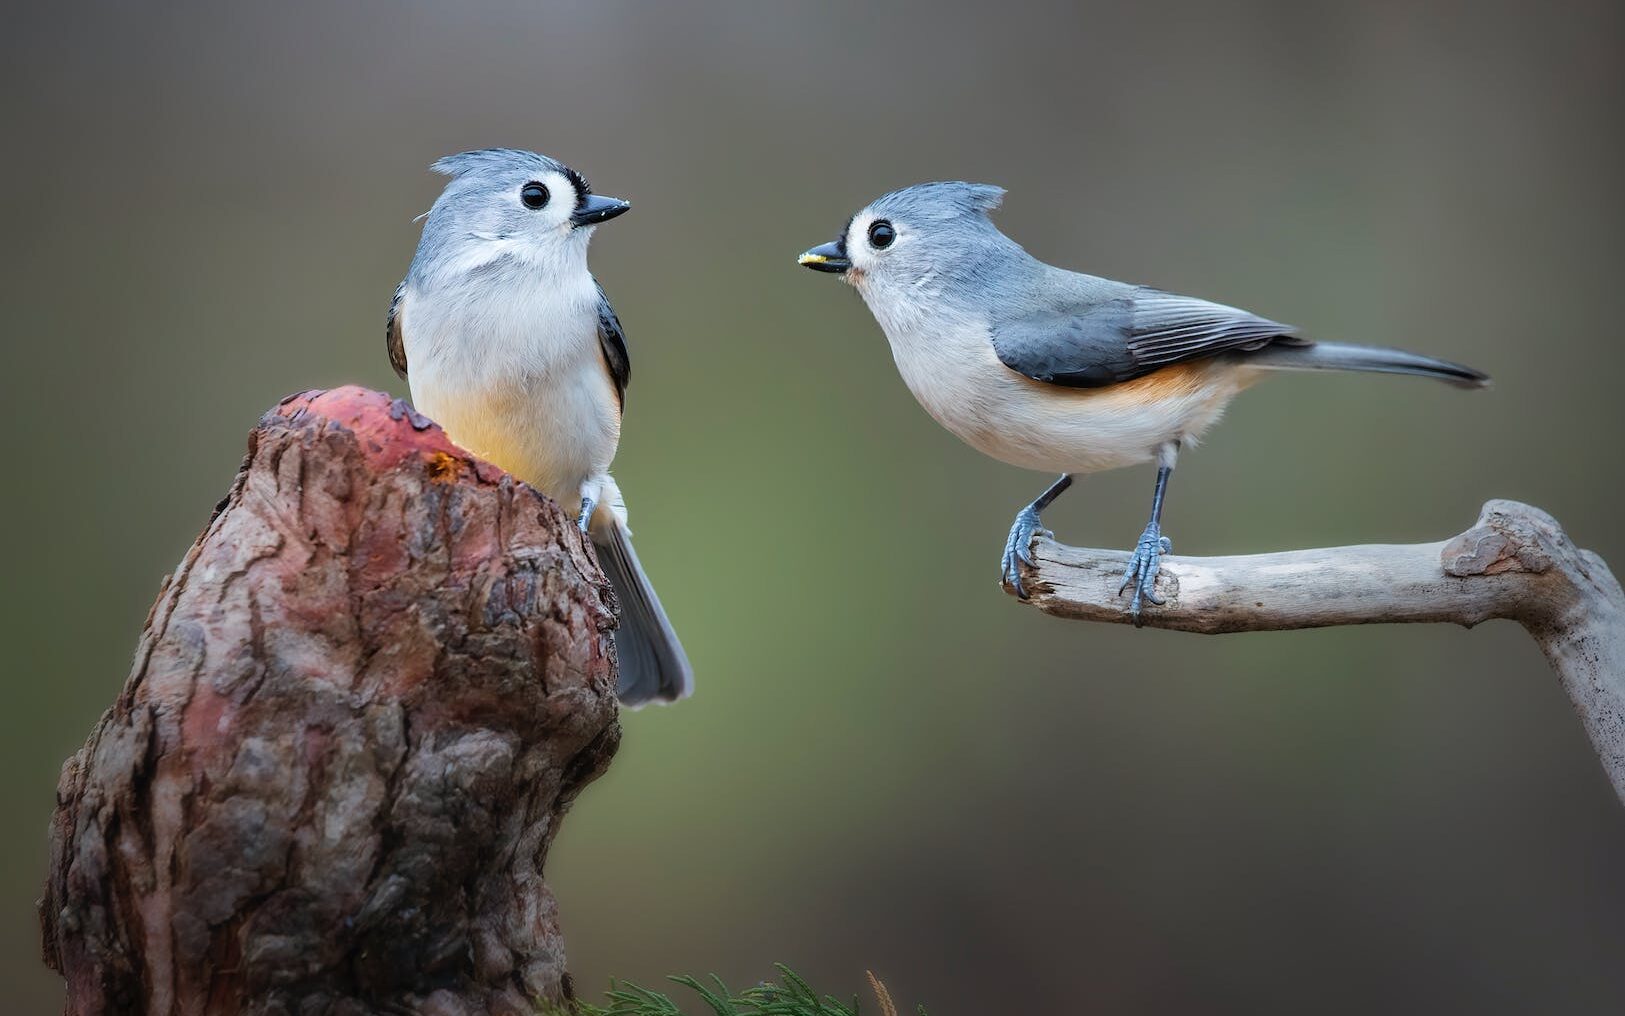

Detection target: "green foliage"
[543, 964, 925, 1016]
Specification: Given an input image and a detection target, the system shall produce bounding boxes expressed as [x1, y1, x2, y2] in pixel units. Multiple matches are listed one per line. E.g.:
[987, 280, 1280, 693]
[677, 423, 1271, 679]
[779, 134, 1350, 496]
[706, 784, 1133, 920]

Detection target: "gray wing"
[595, 279, 630, 406]
[991, 285, 1302, 388]
[386, 282, 408, 380]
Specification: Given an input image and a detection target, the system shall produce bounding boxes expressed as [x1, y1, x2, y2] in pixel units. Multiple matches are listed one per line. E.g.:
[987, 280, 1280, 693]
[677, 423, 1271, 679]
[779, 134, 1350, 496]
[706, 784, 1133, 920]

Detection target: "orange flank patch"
[1026, 360, 1230, 407]
[1100, 361, 1214, 402]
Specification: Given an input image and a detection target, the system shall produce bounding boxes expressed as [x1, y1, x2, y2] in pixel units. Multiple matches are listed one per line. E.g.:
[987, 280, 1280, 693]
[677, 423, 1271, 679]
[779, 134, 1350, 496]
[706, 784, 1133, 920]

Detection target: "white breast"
[397, 268, 621, 505]
[870, 305, 1249, 475]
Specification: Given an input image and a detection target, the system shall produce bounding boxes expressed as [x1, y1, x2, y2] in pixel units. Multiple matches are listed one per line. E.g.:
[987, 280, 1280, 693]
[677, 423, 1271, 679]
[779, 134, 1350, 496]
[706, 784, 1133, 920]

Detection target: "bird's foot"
[1001, 505, 1052, 599]
[1118, 523, 1171, 624]
[576, 496, 596, 533]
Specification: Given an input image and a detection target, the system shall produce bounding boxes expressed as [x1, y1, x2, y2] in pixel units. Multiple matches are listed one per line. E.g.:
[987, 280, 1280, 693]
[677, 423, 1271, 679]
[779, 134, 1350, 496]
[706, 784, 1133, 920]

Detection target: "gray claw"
[1001, 506, 1047, 598]
[1119, 524, 1170, 624]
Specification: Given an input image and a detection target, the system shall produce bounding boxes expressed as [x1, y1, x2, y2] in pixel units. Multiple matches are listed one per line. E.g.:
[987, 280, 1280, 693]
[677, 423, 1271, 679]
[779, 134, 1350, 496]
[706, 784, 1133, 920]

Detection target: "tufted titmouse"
[799, 182, 1488, 620]
[388, 148, 691, 703]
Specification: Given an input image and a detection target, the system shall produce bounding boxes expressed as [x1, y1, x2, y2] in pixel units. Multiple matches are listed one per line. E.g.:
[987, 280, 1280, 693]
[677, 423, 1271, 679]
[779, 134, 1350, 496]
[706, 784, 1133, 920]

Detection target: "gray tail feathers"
[594, 519, 693, 707]
[1245, 341, 1490, 389]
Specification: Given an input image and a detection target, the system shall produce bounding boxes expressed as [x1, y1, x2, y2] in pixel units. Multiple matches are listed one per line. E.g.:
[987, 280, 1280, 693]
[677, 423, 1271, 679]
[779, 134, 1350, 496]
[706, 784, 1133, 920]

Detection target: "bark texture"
[1013, 499, 1625, 803]
[41, 386, 622, 1015]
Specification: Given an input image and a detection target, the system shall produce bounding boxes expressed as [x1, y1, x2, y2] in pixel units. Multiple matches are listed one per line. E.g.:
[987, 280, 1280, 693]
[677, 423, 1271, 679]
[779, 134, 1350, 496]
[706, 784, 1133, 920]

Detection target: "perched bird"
[799, 182, 1488, 620]
[389, 148, 691, 703]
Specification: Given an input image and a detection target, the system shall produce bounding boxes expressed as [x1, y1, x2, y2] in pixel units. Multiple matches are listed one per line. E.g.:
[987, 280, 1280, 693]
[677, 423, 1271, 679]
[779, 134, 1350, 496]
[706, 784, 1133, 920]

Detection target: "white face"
[513, 169, 583, 234]
[801, 182, 1011, 332]
[491, 167, 593, 259]
[429, 166, 598, 281]
[841, 208, 906, 289]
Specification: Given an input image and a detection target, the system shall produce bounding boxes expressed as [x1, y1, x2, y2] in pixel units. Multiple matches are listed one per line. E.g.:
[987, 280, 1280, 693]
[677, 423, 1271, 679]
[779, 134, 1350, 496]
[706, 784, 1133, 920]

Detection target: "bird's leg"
[1119, 441, 1178, 624]
[1001, 474, 1074, 599]
[576, 494, 596, 533]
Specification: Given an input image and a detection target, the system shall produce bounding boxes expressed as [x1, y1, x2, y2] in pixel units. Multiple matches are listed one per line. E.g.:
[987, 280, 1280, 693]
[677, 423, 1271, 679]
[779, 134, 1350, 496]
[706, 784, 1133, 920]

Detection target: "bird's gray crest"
[870, 181, 1007, 222]
[433, 147, 554, 179]
[429, 148, 590, 197]
[404, 147, 597, 292]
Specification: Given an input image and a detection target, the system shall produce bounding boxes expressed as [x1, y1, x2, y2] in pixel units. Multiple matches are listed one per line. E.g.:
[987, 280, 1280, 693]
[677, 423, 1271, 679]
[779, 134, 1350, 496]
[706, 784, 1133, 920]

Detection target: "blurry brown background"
[4, 1, 1624, 1011]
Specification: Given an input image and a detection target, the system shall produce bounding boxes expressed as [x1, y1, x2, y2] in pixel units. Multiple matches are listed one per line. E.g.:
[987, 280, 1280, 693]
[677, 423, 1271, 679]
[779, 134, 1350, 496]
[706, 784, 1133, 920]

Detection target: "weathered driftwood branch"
[1013, 499, 1625, 803]
[41, 386, 622, 1015]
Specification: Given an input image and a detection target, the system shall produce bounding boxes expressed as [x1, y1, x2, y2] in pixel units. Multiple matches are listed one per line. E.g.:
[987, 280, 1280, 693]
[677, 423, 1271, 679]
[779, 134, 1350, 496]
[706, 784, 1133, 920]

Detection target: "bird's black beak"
[797, 240, 850, 274]
[570, 194, 631, 227]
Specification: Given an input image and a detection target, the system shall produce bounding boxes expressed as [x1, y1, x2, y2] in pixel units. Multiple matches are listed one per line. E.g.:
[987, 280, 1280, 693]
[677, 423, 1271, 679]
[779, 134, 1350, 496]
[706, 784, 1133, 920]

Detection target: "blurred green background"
[5, 1, 1624, 1011]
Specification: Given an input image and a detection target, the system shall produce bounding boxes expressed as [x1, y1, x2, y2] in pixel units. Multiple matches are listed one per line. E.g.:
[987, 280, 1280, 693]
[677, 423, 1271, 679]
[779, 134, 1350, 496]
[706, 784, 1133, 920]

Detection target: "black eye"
[520, 182, 550, 209]
[868, 220, 896, 249]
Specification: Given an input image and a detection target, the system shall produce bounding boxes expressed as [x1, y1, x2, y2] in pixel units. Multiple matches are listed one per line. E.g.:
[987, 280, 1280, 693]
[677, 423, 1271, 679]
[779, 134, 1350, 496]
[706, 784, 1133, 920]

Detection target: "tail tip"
[616, 671, 693, 709]
[613, 642, 694, 709]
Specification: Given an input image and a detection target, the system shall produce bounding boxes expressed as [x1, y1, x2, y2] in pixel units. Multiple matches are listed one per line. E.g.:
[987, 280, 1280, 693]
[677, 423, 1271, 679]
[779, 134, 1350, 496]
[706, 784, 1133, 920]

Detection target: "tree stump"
[40, 387, 622, 1015]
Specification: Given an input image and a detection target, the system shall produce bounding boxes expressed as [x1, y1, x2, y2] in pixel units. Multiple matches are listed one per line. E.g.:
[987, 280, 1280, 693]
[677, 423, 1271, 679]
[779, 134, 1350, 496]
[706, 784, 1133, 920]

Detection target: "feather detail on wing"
[991, 286, 1302, 388]
[386, 282, 409, 380]
[594, 279, 629, 407]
